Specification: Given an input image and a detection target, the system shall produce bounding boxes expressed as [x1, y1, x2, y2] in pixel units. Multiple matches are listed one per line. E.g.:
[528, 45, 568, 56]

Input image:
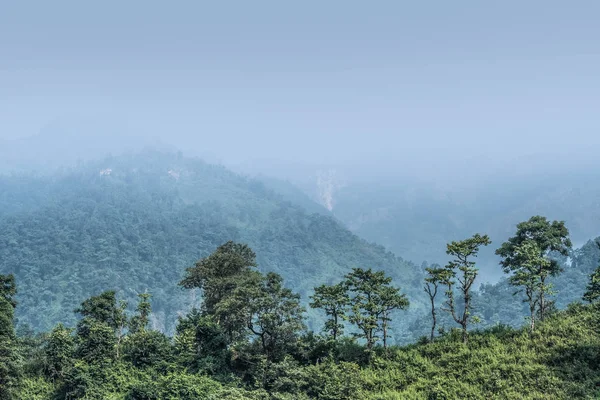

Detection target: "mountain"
[253, 170, 600, 337]
[0, 151, 423, 334]
[317, 171, 600, 281]
[407, 236, 600, 337]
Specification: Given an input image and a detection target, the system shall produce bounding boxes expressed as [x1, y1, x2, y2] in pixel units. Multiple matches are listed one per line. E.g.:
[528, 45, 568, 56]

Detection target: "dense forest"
[3, 152, 600, 398]
[324, 172, 600, 280]
[0, 152, 421, 338]
[2, 152, 599, 341]
[2, 217, 600, 398]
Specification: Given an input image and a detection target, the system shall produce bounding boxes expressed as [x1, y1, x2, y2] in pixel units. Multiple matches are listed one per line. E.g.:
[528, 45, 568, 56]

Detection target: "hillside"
[322, 172, 600, 281]
[0, 151, 422, 334]
[10, 281, 600, 399]
[407, 236, 600, 337]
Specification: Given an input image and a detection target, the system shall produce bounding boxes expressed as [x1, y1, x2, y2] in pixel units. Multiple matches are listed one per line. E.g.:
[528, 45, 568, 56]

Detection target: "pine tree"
[310, 283, 349, 341]
[424, 265, 451, 342]
[345, 268, 409, 357]
[442, 234, 491, 343]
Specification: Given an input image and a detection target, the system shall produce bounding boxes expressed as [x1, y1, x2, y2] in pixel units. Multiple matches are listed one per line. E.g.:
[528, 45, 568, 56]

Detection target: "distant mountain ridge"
[0, 151, 423, 338]
[296, 170, 600, 281]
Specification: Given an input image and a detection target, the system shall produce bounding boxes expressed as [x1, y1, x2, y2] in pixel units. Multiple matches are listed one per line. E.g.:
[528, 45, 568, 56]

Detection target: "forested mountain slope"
[327, 172, 600, 280]
[0, 152, 422, 334]
[256, 174, 600, 342]
[408, 236, 600, 337]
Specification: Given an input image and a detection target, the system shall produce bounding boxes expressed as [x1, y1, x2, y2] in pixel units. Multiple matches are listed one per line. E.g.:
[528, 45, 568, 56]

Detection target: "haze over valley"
[2, 1, 600, 398]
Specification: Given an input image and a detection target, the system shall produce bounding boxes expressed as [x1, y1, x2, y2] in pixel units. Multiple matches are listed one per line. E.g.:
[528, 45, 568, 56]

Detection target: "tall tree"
[423, 265, 450, 342]
[180, 241, 258, 342]
[74, 290, 126, 331]
[74, 291, 125, 362]
[309, 283, 349, 341]
[345, 268, 409, 356]
[505, 242, 551, 332]
[130, 293, 152, 334]
[0, 274, 21, 399]
[442, 234, 491, 343]
[174, 310, 230, 375]
[496, 216, 571, 322]
[378, 285, 410, 349]
[583, 241, 600, 304]
[242, 272, 306, 364]
[43, 324, 75, 381]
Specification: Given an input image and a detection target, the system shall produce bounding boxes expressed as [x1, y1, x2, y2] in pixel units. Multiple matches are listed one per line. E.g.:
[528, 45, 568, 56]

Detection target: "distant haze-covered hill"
[0, 151, 423, 337]
[277, 170, 600, 282]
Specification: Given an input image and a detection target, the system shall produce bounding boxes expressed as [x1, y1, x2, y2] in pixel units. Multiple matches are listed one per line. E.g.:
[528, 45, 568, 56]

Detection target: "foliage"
[423, 264, 449, 341]
[0, 152, 421, 337]
[243, 272, 306, 363]
[345, 268, 409, 355]
[441, 234, 491, 343]
[6, 231, 600, 398]
[7, 151, 600, 398]
[0, 273, 22, 400]
[310, 283, 349, 341]
[496, 216, 572, 323]
[43, 323, 75, 380]
[582, 241, 600, 304]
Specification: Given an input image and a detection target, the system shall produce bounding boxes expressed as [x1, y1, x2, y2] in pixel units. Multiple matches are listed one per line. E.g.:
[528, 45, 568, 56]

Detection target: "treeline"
[1, 242, 410, 399]
[3, 215, 600, 398]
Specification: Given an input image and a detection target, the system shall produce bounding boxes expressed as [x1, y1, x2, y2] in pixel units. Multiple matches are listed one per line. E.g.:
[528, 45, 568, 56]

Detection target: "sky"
[1, 1, 600, 179]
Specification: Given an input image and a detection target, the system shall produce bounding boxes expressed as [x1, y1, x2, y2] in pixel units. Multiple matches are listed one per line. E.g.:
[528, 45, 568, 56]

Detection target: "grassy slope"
[362, 303, 600, 399]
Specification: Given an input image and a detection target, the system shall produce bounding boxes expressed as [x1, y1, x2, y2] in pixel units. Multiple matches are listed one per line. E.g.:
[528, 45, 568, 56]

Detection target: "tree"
[74, 291, 125, 362]
[496, 216, 571, 322]
[309, 283, 349, 341]
[345, 268, 409, 356]
[180, 241, 259, 342]
[243, 272, 306, 364]
[174, 309, 230, 375]
[74, 319, 118, 364]
[583, 242, 600, 303]
[424, 265, 451, 342]
[378, 285, 410, 349]
[0, 274, 21, 399]
[130, 293, 152, 334]
[123, 330, 173, 369]
[74, 290, 127, 331]
[505, 241, 552, 332]
[43, 324, 75, 381]
[442, 234, 491, 343]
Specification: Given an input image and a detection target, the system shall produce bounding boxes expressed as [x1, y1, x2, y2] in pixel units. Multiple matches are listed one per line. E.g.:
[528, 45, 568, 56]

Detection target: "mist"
[2, 1, 600, 176]
[2, 1, 600, 276]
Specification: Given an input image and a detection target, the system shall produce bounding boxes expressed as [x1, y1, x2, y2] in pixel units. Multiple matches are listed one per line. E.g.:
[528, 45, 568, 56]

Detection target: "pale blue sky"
[1, 1, 599, 176]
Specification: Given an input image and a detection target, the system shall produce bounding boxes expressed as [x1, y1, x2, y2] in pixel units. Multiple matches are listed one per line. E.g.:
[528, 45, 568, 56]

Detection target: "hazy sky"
[1, 1, 599, 176]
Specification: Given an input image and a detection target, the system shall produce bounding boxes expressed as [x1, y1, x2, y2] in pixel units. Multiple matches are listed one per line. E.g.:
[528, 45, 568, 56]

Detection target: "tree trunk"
[333, 313, 338, 341]
[428, 287, 437, 342]
[528, 290, 536, 333]
[539, 278, 546, 322]
[462, 290, 470, 344]
[430, 310, 436, 342]
[382, 317, 388, 350]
